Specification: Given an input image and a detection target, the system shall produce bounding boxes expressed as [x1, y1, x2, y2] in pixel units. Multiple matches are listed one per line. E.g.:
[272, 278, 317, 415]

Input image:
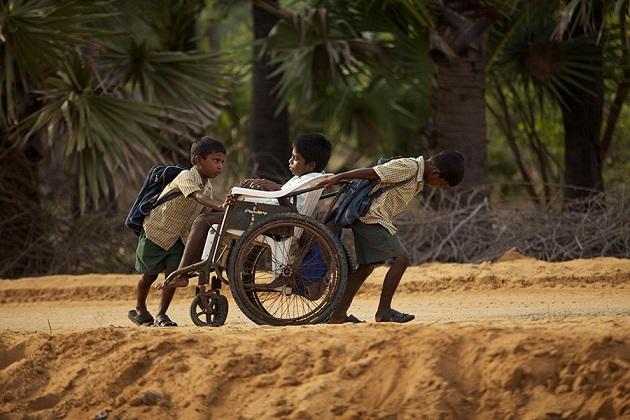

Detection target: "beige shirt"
[359, 157, 424, 235]
[143, 167, 213, 250]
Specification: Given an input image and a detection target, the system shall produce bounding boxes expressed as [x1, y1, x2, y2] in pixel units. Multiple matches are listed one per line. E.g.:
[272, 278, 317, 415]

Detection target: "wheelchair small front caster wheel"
[190, 292, 228, 327]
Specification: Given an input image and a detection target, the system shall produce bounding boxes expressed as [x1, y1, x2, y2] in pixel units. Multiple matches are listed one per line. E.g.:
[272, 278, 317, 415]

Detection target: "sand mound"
[1, 258, 629, 418]
[1, 320, 628, 419]
[359, 256, 629, 296]
[1, 257, 628, 304]
[496, 247, 535, 262]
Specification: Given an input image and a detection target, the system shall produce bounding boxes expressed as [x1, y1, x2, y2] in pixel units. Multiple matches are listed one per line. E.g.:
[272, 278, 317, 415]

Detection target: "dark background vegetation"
[1, 0, 628, 278]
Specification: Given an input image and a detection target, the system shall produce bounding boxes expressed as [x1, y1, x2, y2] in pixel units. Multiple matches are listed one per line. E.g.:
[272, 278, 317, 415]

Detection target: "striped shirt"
[143, 166, 213, 250]
[359, 157, 424, 235]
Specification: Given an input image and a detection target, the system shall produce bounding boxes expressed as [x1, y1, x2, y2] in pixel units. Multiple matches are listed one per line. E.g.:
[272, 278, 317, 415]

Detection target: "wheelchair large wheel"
[228, 212, 348, 325]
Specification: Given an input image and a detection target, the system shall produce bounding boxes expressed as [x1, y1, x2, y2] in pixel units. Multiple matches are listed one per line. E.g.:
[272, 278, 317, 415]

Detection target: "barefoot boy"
[129, 137, 230, 327]
[320, 150, 464, 323]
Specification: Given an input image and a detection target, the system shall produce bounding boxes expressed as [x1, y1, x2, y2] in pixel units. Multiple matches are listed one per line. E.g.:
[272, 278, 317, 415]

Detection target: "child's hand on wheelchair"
[240, 179, 256, 188]
[221, 194, 238, 210]
[246, 179, 281, 191]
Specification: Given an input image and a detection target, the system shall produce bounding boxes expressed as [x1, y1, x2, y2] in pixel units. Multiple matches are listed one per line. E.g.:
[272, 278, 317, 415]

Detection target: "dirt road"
[1, 254, 629, 419]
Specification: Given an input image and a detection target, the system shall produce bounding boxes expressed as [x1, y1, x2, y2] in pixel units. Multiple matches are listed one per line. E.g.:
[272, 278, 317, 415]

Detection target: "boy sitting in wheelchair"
[155, 133, 332, 295]
[241, 133, 331, 214]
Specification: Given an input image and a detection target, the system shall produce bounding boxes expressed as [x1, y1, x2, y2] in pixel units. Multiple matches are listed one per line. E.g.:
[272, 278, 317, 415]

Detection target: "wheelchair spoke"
[261, 291, 282, 312]
[228, 213, 347, 325]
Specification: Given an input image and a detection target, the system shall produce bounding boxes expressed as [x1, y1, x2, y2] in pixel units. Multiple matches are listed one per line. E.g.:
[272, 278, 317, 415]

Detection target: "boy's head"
[191, 136, 226, 179]
[425, 150, 465, 188]
[289, 133, 332, 176]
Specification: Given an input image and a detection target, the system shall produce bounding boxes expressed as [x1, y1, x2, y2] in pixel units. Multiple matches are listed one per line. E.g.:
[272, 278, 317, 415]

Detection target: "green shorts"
[351, 221, 406, 265]
[135, 231, 184, 275]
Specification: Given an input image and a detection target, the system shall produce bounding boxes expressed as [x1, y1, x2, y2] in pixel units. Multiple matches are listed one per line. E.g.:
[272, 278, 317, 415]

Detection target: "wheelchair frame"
[165, 182, 349, 327]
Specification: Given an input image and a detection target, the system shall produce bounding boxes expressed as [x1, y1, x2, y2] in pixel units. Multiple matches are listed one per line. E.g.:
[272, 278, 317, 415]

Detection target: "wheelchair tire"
[190, 292, 228, 327]
[228, 212, 348, 326]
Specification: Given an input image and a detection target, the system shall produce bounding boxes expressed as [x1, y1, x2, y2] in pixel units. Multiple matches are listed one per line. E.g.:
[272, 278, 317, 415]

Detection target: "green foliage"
[489, 2, 602, 108]
[4, 0, 626, 211]
[1, 0, 228, 212]
[257, 1, 434, 161]
[20, 57, 196, 210]
[100, 40, 228, 125]
[485, 0, 629, 201]
[0, 0, 116, 126]
[602, 105, 630, 188]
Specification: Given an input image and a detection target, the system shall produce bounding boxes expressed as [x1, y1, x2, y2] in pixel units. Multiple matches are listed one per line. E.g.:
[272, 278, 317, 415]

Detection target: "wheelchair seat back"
[224, 201, 295, 239]
[201, 174, 329, 263]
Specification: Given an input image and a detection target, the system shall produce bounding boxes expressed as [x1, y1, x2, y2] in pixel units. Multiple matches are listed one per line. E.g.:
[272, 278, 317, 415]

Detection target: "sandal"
[345, 314, 366, 323]
[154, 314, 178, 327]
[128, 309, 154, 327]
[324, 313, 365, 324]
[376, 309, 415, 323]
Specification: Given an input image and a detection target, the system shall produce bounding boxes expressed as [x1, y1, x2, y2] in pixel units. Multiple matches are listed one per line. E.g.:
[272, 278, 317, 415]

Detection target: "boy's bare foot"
[154, 274, 189, 290]
[375, 309, 415, 323]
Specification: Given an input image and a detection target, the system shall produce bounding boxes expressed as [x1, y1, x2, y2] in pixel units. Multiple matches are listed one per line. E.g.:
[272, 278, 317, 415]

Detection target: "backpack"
[125, 164, 186, 236]
[332, 157, 420, 228]
[296, 243, 328, 298]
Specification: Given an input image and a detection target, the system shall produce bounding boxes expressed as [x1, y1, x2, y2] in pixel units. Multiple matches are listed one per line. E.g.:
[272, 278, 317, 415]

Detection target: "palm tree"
[251, 0, 491, 188]
[251, 0, 291, 183]
[553, 0, 629, 200]
[488, 0, 629, 202]
[1, 0, 226, 209]
[0, 0, 226, 275]
[255, 0, 629, 205]
[427, 1, 497, 189]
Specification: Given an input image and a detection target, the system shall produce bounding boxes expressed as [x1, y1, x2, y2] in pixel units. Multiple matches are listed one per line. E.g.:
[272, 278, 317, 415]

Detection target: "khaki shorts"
[135, 231, 184, 275]
[351, 221, 406, 265]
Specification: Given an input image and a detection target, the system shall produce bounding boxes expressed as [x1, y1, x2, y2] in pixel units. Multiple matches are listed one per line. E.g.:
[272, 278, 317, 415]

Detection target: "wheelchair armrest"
[230, 174, 330, 199]
[230, 187, 287, 199]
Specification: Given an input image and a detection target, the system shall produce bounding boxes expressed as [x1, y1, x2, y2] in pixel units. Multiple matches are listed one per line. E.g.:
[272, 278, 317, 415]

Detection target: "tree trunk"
[429, 2, 490, 193]
[560, 77, 604, 199]
[0, 139, 51, 277]
[560, 7, 604, 201]
[432, 51, 489, 189]
[251, 0, 291, 183]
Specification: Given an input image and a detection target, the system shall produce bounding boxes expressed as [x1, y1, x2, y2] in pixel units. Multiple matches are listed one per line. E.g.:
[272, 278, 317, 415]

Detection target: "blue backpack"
[125, 164, 186, 236]
[297, 243, 328, 294]
[332, 157, 419, 228]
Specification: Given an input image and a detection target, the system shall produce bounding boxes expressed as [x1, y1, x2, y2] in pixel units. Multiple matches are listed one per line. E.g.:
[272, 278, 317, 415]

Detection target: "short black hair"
[433, 150, 465, 186]
[293, 133, 332, 173]
[190, 136, 226, 165]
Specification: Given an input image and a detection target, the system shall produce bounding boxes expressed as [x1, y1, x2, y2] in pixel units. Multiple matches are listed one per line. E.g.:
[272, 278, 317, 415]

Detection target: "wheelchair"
[164, 174, 350, 327]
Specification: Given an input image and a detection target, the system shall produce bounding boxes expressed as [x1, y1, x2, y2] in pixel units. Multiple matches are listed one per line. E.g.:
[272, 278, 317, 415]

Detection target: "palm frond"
[489, 2, 603, 109]
[98, 39, 229, 130]
[0, 0, 117, 125]
[18, 56, 199, 212]
[263, 1, 433, 116]
[552, 0, 629, 40]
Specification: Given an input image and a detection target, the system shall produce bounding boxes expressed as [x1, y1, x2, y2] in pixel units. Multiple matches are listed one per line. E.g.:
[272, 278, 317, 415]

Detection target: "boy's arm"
[319, 168, 378, 188]
[190, 191, 234, 211]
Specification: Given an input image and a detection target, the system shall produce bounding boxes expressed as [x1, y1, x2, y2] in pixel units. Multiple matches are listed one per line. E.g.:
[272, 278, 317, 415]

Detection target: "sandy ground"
[1, 252, 629, 419]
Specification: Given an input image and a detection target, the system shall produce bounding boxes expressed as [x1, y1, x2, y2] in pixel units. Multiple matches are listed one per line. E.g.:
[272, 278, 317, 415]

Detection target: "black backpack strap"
[152, 190, 183, 209]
